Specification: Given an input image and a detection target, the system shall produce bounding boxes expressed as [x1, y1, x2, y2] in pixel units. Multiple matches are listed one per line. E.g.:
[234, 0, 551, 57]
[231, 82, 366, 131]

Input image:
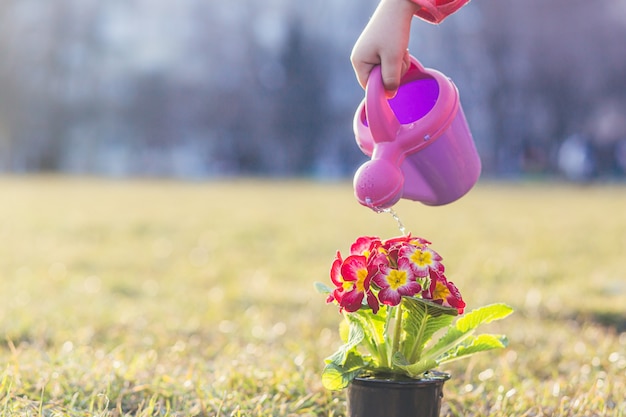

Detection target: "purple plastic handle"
[364, 66, 401, 144]
[364, 59, 431, 144]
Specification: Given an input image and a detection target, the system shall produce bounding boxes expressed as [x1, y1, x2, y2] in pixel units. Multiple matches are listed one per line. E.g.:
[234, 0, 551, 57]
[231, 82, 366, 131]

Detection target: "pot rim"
[352, 370, 451, 387]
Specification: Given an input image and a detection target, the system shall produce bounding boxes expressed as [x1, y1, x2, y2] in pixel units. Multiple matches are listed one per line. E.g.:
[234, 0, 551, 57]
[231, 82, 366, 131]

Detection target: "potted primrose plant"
[316, 235, 513, 417]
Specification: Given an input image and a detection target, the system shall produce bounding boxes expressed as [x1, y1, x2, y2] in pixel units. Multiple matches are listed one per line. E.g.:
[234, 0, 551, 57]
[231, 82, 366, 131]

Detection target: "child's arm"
[351, 0, 471, 96]
[351, 0, 420, 98]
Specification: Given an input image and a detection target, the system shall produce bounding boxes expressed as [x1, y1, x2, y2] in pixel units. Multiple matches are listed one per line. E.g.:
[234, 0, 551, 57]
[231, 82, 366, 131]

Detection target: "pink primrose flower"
[328, 251, 350, 305]
[372, 257, 422, 306]
[383, 234, 431, 249]
[380, 235, 428, 267]
[399, 243, 444, 277]
[423, 271, 465, 314]
[350, 236, 382, 258]
[338, 255, 380, 314]
[328, 235, 463, 315]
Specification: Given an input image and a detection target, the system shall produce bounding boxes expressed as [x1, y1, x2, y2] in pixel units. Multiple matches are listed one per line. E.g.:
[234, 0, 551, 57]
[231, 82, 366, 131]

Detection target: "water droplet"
[379, 207, 407, 235]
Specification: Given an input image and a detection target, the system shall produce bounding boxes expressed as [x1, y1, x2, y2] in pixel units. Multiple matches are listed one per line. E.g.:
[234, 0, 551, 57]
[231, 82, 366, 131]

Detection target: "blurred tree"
[1, 0, 626, 178]
[475, 0, 626, 176]
[273, 23, 327, 175]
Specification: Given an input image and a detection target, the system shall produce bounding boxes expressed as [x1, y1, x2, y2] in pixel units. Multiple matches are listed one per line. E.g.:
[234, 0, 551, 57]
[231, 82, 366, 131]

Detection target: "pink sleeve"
[410, 0, 471, 24]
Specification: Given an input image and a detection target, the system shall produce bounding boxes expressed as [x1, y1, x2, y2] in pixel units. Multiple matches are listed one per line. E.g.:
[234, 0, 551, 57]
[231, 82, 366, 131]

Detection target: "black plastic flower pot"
[347, 372, 450, 417]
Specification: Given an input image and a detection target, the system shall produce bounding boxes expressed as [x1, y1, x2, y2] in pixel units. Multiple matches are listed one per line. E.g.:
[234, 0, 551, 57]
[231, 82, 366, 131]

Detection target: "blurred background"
[1, 0, 626, 181]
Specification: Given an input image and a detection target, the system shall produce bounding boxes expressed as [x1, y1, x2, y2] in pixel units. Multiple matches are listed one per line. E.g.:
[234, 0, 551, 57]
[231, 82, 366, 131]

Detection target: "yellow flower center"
[387, 270, 407, 290]
[355, 268, 369, 292]
[410, 249, 432, 267]
[432, 281, 450, 300]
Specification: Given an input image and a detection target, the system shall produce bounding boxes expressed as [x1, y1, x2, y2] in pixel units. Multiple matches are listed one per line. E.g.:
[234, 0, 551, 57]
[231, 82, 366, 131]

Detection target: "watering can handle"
[365, 66, 399, 143]
[365, 57, 427, 143]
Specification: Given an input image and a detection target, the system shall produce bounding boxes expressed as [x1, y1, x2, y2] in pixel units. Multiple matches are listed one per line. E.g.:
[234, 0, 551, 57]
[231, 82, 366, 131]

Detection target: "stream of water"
[381, 207, 407, 236]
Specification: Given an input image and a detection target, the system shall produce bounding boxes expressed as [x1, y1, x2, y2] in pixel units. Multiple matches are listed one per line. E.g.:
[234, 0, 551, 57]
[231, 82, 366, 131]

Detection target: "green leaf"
[455, 303, 514, 333]
[321, 351, 366, 391]
[401, 297, 457, 362]
[354, 309, 387, 343]
[404, 297, 460, 318]
[325, 321, 364, 365]
[437, 334, 508, 364]
[346, 309, 388, 365]
[314, 282, 333, 295]
[392, 352, 438, 378]
[339, 319, 350, 343]
[422, 303, 513, 363]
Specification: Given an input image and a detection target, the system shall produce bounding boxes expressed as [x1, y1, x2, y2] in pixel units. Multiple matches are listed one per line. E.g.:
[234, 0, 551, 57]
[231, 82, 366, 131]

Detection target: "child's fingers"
[380, 50, 408, 98]
[352, 60, 376, 91]
[351, 49, 410, 95]
[381, 50, 411, 98]
[402, 49, 411, 75]
[380, 60, 400, 97]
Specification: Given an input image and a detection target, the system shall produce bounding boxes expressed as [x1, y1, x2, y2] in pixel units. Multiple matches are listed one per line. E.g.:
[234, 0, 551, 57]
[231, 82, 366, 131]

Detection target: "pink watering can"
[353, 55, 481, 209]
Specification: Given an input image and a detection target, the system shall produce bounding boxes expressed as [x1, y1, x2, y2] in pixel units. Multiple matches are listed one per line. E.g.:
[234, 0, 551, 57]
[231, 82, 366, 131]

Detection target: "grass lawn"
[0, 176, 625, 416]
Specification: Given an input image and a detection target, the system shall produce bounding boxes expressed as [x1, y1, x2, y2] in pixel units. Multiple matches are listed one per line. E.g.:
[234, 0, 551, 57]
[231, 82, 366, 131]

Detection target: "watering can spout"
[353, 159, 439, 209]
[353, 159, 404, 209]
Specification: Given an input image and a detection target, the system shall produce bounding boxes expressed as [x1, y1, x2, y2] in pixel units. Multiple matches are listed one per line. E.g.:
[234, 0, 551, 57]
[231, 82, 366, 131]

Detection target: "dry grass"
[0, 176, 625, 416]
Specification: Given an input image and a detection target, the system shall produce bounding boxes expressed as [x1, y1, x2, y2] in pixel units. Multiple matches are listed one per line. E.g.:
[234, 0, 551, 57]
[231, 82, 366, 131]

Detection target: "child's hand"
[350, 0, 420, 97]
